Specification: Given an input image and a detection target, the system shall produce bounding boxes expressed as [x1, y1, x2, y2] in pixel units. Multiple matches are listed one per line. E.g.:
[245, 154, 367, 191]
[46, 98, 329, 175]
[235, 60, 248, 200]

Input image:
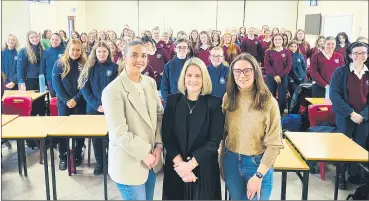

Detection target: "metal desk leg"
[16, 140, 22, 175]
[49, 138, 57, 200]
[21, 140, 28, 177]
[102, 138, 108, 200]
[67, 138, 71, 176]
[72, 138, 76, 174]
[42, 140, 50, 200]
[281, 171, 287, 200]
[334, 163, 340, 200]
[302, 171, 309, 200]
[46, 93, 50, 116]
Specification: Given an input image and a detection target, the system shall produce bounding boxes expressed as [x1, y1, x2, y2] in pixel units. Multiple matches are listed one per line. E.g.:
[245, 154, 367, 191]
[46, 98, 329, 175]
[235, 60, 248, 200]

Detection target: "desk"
[1, 115, 19, 126]
[1, 116, 67, 200]
[305, 98, 331, 105]
[48, 115, 108, 200]
[285, 132, 369, 200]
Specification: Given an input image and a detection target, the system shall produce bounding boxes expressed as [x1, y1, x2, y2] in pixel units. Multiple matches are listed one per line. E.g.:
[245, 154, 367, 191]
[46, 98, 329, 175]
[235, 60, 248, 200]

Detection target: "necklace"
[187, 100, 196, 114]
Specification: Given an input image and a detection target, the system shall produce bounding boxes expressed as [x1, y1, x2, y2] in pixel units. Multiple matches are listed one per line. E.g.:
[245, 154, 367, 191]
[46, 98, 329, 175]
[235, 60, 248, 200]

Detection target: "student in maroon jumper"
[240, 28, 263, 64]
[231, 32, 241, 47]
[309, 36, 345, 97]
[152, 27, 161, 44]
[335, 32, 350, 58]
[264, 34, 292, 115]
[308, 35, 325, 59]
[106, 40, 119, 63]
[293, 29, 311, 63]
[189, 29, 199, 50]
[211, 30, 221, 47]
[260, 29, 273, 67]
[195, 31, 212, 66]
[330, 42, 369, 189]
[258, 25, 270, 40]
[282, 34, 289, 48]
[285, 30, 293, 42]
[142, 36, 170, 89]
[220, 32, 241, 65]
[114, 39, 126, 63]
[157, 32, 173, 54]
[238, 26, 247, 42]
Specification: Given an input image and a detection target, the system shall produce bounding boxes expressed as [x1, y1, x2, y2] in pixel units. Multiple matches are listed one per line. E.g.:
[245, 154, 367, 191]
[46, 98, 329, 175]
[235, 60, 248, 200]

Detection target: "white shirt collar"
[349, 62, 368, 79]
[322, 50, 332, 60]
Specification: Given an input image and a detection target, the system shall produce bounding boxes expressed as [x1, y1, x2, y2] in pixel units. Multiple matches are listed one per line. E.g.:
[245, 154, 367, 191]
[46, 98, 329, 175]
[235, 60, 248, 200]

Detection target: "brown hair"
[315, 35, 325, 48]
[293, 29, 308, 49]
[287, 40, 301, 53]
[269, 33, 284, 50]
[196, 31, 212, 50]
[220, 32, 238, 61]
[224, 53, 271, 111]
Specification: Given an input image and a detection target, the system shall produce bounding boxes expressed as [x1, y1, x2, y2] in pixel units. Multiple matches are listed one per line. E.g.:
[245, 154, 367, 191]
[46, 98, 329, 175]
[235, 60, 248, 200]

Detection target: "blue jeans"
[116, 170, 156, 200]
[223, 149, 273, 200]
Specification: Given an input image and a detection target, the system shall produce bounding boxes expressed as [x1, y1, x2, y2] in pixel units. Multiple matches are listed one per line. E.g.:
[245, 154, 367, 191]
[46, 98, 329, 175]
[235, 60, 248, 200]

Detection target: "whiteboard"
[322, 14, 353, 40]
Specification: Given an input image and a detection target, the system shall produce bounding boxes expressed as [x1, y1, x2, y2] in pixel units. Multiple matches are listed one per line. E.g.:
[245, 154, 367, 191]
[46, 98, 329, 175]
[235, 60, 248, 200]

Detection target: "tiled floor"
[1, 141, 359, 200]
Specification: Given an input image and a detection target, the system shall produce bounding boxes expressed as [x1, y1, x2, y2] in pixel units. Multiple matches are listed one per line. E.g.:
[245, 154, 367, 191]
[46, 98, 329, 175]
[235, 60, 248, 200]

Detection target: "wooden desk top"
[48, 115, 108, 137]
[305, 98, 331, 105]
[1, 115, 19, 126]
[2, 90, 49, 101]
[286, 132, 369, 162]
[274, 139, 309, 171]
[1, 116, 68, 139]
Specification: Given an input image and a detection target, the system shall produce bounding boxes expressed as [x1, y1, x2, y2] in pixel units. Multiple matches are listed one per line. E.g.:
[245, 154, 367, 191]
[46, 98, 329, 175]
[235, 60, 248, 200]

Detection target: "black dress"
[162, 93, 224, 200]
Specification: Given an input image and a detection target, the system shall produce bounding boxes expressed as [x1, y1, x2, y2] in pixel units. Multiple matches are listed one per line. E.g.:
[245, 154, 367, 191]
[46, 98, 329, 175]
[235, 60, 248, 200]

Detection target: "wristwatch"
[255, 172, 264, 179]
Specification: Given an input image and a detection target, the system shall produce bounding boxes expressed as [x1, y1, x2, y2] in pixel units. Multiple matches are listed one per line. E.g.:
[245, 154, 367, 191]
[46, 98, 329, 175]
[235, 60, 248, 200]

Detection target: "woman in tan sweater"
[219, 53, 283, 200]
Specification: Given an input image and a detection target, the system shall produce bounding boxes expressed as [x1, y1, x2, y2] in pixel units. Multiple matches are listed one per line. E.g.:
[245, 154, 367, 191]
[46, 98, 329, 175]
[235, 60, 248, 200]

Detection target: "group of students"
[1, 23, 368, 199]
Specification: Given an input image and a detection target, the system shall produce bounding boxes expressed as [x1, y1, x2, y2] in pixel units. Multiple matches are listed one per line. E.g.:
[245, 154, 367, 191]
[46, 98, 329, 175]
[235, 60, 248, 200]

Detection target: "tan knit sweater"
[222, 86, 283, 169]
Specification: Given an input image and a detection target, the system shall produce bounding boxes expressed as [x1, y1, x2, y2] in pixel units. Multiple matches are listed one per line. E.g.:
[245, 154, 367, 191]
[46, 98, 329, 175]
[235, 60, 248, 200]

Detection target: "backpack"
[346, 184, 369, 200]
[281, 114, 301, 132]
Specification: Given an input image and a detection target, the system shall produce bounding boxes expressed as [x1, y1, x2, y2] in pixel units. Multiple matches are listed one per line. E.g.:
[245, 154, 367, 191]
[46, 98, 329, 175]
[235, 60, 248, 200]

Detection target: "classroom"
[1, 0, 368, 200]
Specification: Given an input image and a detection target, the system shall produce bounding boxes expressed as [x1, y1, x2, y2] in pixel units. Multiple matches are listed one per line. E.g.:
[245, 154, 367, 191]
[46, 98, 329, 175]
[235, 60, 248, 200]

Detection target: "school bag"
[346, 183, 369, 200]
[281, 114, 301, 132]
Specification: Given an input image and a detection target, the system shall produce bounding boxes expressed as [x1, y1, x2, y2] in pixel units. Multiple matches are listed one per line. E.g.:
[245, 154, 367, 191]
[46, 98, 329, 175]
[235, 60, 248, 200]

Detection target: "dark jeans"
[26, 78, 46, 116]
[312, 83, 325, 98]
[47, 80, 56, 98]
[266, 74, 288, 115]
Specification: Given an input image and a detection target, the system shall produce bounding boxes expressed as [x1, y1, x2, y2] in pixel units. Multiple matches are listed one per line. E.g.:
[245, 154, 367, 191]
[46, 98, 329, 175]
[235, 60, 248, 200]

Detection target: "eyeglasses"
[233, 68, 253, 76]
[211, 55, 223, 59]
[352, 52, 368, 56]
[176, 46, 188, 50]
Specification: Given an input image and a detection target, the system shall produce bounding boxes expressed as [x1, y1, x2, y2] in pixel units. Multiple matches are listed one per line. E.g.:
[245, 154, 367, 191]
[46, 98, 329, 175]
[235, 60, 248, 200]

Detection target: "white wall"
[297, 0, 368, 47]
[2, 0, 31, 48]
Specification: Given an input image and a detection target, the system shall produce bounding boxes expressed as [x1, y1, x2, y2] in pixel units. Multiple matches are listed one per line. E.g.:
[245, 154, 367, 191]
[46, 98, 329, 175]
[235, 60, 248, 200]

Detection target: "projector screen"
[305, 14, 322, 35]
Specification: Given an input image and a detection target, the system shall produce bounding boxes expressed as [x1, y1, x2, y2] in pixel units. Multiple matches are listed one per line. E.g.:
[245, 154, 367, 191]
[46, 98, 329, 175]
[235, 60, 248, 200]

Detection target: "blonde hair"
[25, 31, 44, 64]
[177, 57, 212, 95]
[78, 41, 112, 88]
[58, 39, 87, 79]
[2, 34, 20, 51]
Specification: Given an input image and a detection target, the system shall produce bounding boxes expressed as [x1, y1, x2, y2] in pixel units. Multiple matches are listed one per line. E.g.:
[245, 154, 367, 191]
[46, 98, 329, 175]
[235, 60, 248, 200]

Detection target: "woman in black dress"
[162, 57, 224, 200]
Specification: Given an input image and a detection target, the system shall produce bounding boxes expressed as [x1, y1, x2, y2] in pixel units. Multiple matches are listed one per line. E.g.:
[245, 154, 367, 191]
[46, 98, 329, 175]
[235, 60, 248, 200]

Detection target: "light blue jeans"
[116, 170, 156, 200]
[223, 149, 274, 200]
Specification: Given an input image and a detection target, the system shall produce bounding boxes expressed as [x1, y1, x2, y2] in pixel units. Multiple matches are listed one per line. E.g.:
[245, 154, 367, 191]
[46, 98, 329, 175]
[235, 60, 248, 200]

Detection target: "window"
[309, 0, 318, 6]
[29, 0, 51, 4]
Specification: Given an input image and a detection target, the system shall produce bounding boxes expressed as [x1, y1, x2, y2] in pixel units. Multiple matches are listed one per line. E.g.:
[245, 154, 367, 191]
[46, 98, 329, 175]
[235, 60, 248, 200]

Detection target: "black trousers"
[25, 78, 46, 116]
[311, 83, 325, 98]
[266, 74, 288, 115]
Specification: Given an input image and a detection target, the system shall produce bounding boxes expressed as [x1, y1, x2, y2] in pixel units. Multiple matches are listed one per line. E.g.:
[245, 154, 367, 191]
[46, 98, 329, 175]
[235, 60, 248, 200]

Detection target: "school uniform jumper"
[207, 63, 229, 98]
[1, 49, 18, 90]
[288, 52, 307, 96]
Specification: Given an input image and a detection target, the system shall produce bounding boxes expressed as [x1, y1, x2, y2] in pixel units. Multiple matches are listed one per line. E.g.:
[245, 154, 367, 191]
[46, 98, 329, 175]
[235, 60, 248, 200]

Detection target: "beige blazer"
[101, 70, 164, 185]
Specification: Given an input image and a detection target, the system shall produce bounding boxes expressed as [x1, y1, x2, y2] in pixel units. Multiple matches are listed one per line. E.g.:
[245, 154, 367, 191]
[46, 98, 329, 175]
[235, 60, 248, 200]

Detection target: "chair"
[50, 97, 92, 167]
[2, 96, 44, 164]
[308, 104, 336, 180]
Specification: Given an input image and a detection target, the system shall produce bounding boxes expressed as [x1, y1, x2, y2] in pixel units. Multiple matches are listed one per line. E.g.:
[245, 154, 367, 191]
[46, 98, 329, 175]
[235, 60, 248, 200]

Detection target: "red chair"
[2, 96, 44, 164]
[308, 104, 336, 180]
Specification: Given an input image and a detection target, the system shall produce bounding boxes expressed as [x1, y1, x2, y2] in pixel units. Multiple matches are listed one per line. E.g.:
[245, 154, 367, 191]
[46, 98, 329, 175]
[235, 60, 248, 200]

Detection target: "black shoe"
[93, 165, 103, 175]
[348, 176, 366, 185]
[59, 159, 67, 171]
[339, 174, 347, 190]
[75, 157, 82, 167]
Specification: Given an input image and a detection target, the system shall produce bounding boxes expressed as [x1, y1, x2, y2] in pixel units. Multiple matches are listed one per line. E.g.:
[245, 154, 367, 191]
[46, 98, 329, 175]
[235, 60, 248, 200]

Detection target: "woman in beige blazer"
[101, 40, 164, 200]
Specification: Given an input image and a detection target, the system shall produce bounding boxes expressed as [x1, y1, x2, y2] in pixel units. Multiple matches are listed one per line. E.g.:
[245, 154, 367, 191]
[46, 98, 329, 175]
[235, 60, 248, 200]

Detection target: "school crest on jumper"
[14, 56, 17, 60]
[157, 54, 162, 59]
[281, 53, 286, 57]
[160, 44, 164, 48]
[106, 70, 113, 76]
[334, 59, 339, 63]
[220, 77, 226, 84]
[297, 58, 301, 62]
[78, 63, 83, 71]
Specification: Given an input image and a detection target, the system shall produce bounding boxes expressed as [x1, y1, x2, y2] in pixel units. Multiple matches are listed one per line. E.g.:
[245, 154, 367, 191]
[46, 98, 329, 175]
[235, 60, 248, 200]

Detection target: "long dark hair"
[335, 32, 350, 51]
[224, 53, 272, 111]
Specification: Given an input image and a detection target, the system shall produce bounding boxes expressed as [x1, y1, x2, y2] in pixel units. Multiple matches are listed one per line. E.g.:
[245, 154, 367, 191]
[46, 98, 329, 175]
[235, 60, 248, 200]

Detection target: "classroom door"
[68, 16, 75, 38]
